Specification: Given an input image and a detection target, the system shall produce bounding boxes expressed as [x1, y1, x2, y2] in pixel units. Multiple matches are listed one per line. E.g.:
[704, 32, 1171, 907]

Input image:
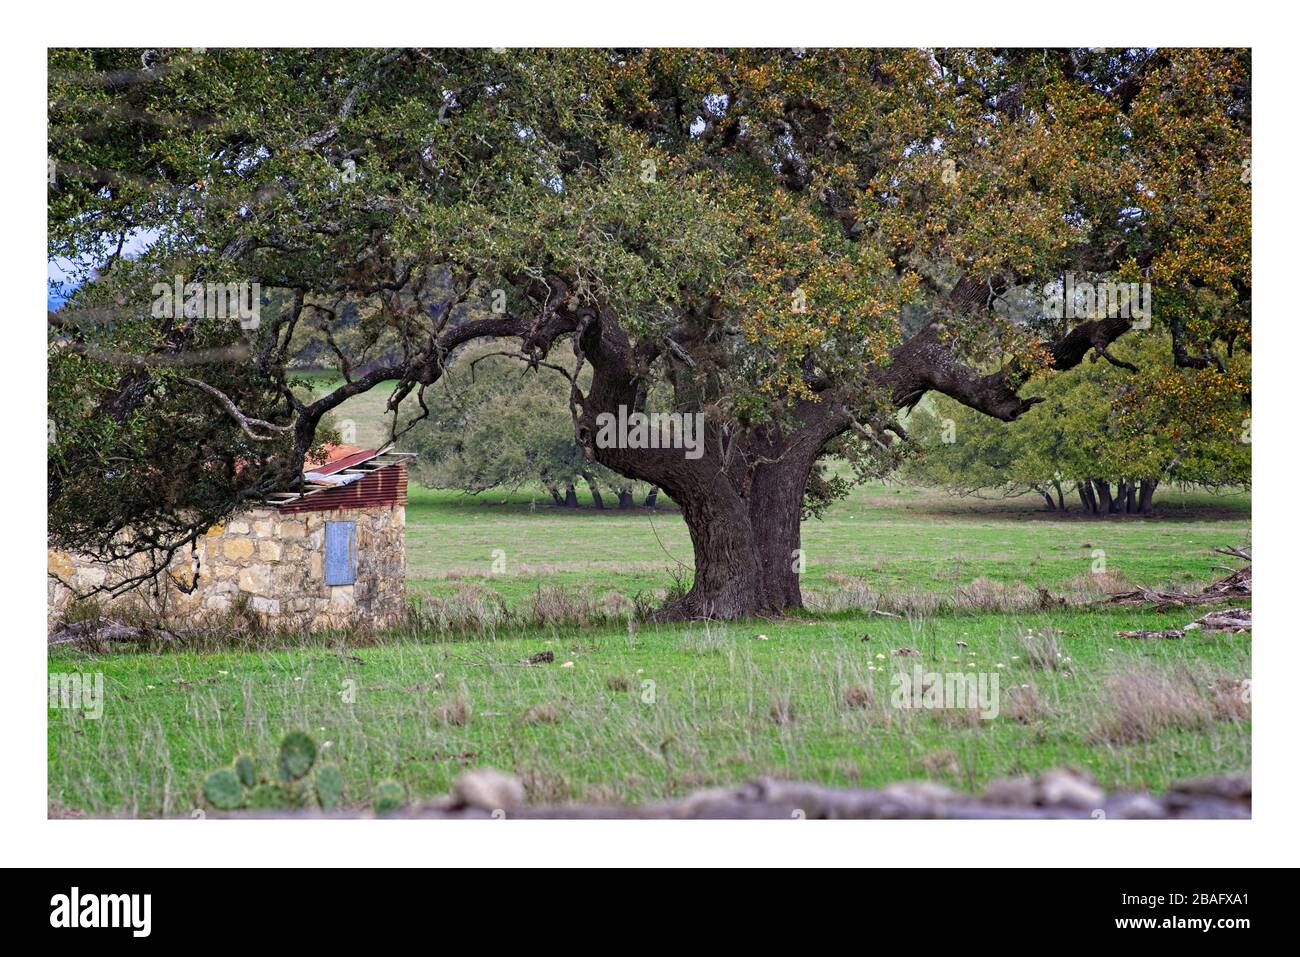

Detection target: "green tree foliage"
[405, 345, 652, 508]
[47, 48, 1250, 615]
[905, 335, 1250, 513]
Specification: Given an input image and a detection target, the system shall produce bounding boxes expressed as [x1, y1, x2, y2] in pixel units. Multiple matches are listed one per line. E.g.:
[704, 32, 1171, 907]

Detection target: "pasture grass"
[49, 603, 1250, 817]
[404, 481, 1250, 609]
[47, 375, 1250, 816]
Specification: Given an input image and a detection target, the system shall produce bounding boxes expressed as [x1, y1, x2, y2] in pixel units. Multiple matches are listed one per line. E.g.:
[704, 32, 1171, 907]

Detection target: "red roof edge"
[304, 444, 378, 476]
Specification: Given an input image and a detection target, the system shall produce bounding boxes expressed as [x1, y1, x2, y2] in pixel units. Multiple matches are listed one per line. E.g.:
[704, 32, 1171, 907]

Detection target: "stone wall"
[210, 768, 1251, 819]
[48, 504, 406, 631]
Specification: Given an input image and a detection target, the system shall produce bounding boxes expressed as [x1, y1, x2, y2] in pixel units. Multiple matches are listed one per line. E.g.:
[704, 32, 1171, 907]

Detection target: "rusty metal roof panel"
[310, 447, 382, 476]
[276, 461, 409, 514]
[261, 445, 416, 511]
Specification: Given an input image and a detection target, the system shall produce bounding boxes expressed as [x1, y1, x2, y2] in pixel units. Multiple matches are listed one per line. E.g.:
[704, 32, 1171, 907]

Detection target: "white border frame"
[8, 2, 1290, 867]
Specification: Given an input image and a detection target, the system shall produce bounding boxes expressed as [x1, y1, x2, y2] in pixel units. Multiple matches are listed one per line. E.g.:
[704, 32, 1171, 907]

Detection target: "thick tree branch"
[175, 376, 293, 441]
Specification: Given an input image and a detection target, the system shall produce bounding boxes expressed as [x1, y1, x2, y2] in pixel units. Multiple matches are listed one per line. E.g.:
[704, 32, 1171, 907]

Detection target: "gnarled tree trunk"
[570, 314, 833, 620]
[520, 277, 1139, 622]
[1093, 479, 1114, 514]
[648, 460, 809, 619]
[581, 471, 605, 509]
[1077, 481, 1098, 514]
[1138, 477, 1158, 514]
[1076, 482, 1091, 513]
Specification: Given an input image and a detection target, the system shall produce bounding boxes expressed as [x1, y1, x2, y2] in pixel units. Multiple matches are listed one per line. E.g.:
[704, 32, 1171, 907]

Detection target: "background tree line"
[401, 345, 659, 509]
[903, 334, 1250, 515]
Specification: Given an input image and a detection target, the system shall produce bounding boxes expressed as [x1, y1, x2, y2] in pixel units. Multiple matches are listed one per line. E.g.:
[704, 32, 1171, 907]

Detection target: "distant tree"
[407, 345, 654, 508]
[904, 335, 1250, 514]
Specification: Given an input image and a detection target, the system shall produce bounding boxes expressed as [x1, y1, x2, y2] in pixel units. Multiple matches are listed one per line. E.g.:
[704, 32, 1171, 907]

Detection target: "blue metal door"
[324, 520, 357, 585]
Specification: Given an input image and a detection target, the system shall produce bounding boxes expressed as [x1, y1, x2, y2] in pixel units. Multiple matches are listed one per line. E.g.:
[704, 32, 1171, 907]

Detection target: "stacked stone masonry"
[49, 503, 406, 631]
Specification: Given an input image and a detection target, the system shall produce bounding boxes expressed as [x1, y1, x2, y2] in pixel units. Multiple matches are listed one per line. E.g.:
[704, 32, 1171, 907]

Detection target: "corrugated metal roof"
[305, 444, 378, 476]
[277, 460, 409, 514]
[262, 445, 417, 513]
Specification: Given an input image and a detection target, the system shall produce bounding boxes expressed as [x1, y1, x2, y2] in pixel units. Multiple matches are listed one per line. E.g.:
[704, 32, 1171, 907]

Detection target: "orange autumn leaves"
[731, 187, 918, 402]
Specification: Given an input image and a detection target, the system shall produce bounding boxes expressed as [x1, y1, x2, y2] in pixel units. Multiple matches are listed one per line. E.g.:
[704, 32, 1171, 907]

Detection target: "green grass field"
[47, 478, 1250, 817]
[48, 606, 1249, 817]
[47, 374, 1251, 817]
[297, 372, 1251, 605]
[404, 482, 1249, 608]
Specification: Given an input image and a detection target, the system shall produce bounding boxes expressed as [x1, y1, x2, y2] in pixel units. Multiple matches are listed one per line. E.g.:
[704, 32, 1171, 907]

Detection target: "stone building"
[48, 445, 413, 631]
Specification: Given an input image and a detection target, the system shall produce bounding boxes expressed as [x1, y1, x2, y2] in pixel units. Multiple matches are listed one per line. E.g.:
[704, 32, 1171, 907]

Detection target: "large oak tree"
[48, 48, 1250, 618]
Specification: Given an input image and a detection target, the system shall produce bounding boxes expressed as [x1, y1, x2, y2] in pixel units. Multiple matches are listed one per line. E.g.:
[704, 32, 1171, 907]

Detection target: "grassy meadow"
[49, 606, 1250, 817]
[403, 482, 1248, 608]
[46, 374, 1252, 817]
[304, 371, 1252, 606]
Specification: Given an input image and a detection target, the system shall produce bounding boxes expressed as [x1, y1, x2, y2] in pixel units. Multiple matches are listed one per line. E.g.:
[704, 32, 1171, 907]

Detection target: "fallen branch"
[48, 618, 180, 646]
[1115, 628, 1187, 640]
[1213, 545, 1252, 561]
[1106, 565, 1250, 609]
[1116, 606, 1251, 640]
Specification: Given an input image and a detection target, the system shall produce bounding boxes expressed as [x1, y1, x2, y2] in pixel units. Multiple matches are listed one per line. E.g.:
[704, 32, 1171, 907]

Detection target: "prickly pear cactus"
[203, 733, 351, 814]
[315, 763, 344, 810]
[373, 780, 407, 816]
[203, 768, 244, 810]
[279, 731, 317, 781]
[234, 754, 256, 789]
[246, 782, 290, 811]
